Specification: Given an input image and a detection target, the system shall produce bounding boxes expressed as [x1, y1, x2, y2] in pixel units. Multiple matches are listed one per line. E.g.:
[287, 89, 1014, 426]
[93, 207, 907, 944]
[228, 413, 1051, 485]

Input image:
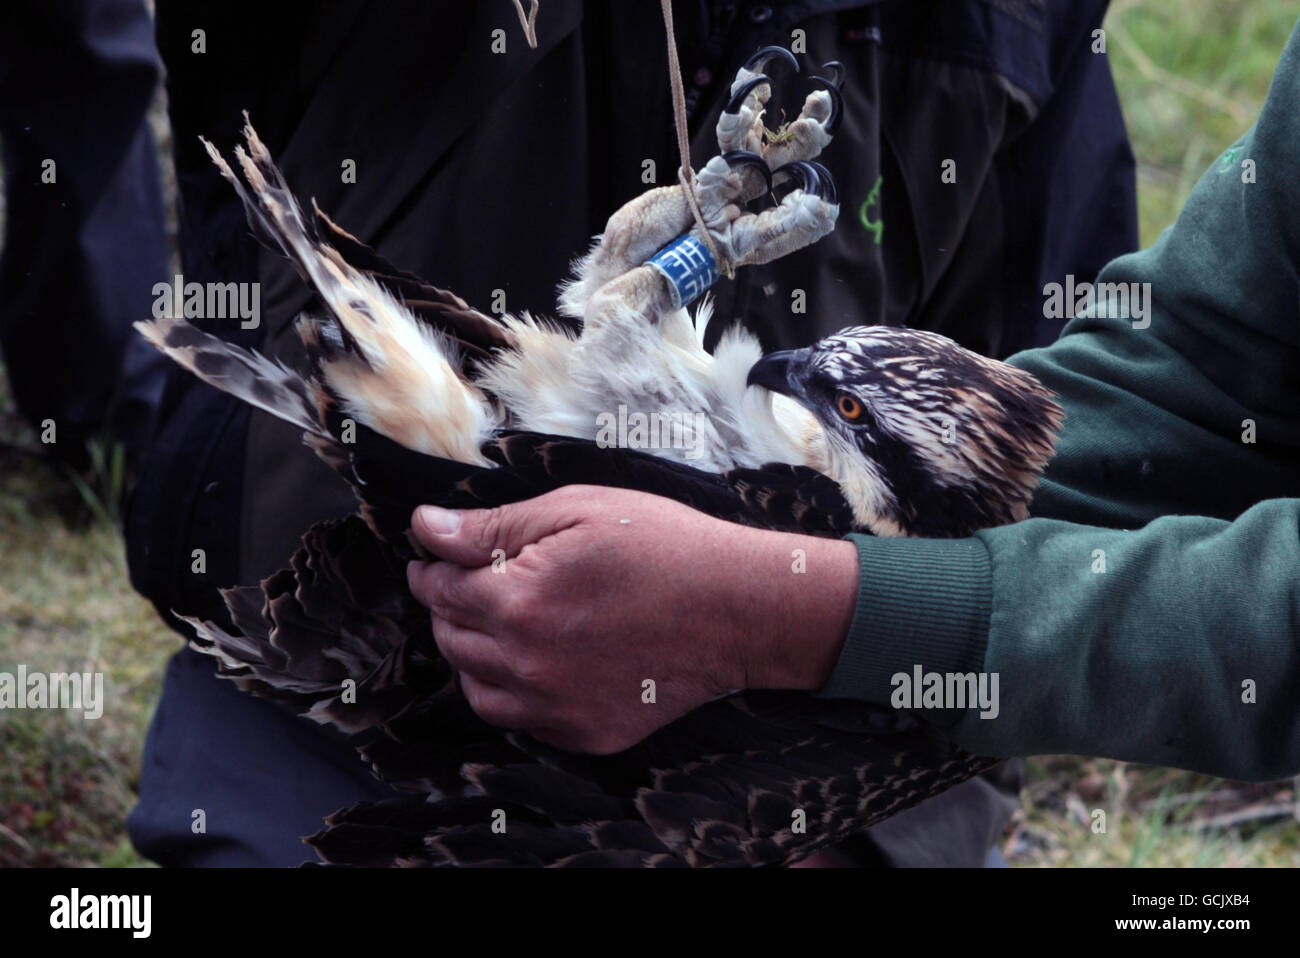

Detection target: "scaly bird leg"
[580, 156, 837, 335]
[566, 48, 843, 331]
[560, 46, 838, 320]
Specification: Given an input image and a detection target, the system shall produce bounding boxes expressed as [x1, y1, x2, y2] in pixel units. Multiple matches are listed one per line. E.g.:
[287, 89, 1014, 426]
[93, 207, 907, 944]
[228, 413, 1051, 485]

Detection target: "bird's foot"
[559, 47, 843, 320]
[714, 46, 843, 202]
[693, 157, 839, 271]
[688, 49, 842, 274]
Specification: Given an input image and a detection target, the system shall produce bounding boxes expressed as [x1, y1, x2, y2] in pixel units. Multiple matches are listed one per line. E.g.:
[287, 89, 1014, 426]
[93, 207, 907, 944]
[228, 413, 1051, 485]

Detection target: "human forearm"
[827, 502, 1300, 781]
[723, 532, 858, 693]
[816, 20, 1300, 780]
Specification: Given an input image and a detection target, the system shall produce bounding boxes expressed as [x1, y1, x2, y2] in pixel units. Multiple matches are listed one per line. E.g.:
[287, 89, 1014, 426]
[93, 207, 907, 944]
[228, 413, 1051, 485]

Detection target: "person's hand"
[406, 485, 859, 754]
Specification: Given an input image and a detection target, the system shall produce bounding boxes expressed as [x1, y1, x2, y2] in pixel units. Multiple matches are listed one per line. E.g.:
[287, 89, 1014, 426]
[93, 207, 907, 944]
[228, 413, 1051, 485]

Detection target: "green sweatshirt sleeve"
[817, 20, 1300, 782]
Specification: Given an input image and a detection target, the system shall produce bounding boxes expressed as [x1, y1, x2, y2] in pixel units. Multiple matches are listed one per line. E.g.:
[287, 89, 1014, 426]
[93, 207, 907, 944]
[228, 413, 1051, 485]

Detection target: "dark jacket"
[126, 0, 1136, 866]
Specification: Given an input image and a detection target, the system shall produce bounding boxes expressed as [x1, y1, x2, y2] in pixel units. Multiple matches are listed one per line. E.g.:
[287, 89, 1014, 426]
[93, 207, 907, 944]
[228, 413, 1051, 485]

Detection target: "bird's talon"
[806, 76, 843, 135]
[771, 160, 838, 204]
[807, 161, 838, 204]
[725, 75, 772, 115]
[744, 45, 800, 75]
[722, 150, 773, 196]
[774, 161, 823, 201]
[819, 60, 846, 90]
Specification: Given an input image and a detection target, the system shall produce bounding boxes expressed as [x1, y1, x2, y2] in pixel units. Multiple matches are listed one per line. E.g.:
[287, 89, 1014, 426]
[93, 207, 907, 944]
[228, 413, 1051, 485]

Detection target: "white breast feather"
[476, 298, 822, 473]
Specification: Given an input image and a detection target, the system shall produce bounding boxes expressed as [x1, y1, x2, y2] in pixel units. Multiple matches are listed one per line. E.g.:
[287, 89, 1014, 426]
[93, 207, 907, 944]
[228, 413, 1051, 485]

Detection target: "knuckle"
[439, 571, 472, 610]
[431, 623, 465, 666]
[552, 484, 598, 509]
[460, 678, 506, 727]
[418, 566, 456, 613]
[508, 653, 548, 691]
[459, 677, 484, 713]
[494, 586, 530, 630]
[474, 508, 507, 556]
[426, 566, 483, 620]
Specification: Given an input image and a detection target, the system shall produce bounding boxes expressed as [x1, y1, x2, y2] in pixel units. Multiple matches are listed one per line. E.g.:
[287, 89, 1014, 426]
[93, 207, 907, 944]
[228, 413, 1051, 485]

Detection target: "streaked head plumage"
[747, 326, 1064, 537]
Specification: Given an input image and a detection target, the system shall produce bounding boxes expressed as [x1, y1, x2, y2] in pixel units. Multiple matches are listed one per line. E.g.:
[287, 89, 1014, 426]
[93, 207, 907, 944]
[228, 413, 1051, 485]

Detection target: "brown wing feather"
[313, 205, 523, 373]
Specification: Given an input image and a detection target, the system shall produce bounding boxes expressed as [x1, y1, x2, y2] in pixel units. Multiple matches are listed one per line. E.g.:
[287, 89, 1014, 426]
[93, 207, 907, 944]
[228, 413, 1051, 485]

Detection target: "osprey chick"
[137, 48, 1062, 866]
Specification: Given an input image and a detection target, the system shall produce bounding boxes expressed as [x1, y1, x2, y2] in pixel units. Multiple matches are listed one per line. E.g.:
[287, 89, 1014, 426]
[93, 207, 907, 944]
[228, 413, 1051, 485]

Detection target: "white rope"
[507, 0, 729, 276]
[511, 0, 539, 49]
[660, 0, 732, 278]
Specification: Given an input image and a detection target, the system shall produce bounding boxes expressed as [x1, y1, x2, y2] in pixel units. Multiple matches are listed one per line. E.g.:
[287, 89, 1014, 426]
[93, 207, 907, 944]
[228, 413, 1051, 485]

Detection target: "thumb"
[409, 496, 582, 567]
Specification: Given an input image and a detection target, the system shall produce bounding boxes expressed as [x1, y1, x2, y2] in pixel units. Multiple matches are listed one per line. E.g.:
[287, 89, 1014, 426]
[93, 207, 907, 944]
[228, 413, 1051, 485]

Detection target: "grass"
[0, 375, 175, 867]
[1013, 758, 1299, 867]
[1105, 0, 1298, 246]
[1, 0, 1298, 868]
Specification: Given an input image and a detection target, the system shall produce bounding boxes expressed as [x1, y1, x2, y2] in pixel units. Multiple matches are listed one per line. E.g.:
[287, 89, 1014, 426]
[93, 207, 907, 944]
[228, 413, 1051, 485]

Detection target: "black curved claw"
[773, 161, 820, 197]
[808, 161, 838, 204]
[722, 150, 773, 195]
[819, 60, 846, 89]
[744, 45, 800, 75]
[725, 75, 772, 115]
[774, 161, 838, 204]
[806, 75, 843, 135]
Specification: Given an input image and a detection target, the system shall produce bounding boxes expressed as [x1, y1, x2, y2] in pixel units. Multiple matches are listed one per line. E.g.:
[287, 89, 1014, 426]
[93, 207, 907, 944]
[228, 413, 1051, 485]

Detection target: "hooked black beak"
[746, 348, 804, 396]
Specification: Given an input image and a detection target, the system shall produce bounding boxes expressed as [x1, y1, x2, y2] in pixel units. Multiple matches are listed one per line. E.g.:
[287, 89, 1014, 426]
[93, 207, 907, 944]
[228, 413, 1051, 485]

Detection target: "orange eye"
[837, 393, 863, 420]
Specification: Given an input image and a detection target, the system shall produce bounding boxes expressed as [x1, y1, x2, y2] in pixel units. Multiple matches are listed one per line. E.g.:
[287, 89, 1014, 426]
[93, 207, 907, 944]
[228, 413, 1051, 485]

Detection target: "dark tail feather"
[310, 682, 996, 867]
[184, 516, 450, 736]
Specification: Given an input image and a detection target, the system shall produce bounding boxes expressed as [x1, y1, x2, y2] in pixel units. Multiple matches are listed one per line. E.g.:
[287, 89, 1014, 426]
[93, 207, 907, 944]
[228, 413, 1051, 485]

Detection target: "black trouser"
[0, 0, 168, 466]
[127, 648, 399, 867]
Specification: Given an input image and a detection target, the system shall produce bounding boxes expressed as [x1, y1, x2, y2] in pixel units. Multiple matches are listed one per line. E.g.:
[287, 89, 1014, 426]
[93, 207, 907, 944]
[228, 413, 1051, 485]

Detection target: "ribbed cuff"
[814, 534, 993, 715]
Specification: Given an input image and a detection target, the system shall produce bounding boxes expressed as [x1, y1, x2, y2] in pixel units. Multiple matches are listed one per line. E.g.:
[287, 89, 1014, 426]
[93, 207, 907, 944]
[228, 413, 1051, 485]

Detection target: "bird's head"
[746, 326, 1064, 537]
